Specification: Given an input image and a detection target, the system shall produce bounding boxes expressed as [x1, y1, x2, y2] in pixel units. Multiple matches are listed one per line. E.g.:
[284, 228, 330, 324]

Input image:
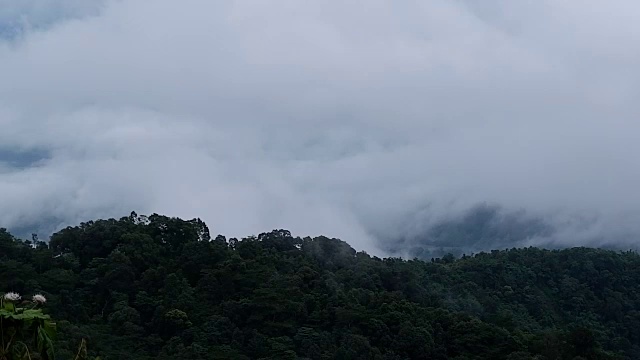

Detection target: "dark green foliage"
[1, 213, 639, 359]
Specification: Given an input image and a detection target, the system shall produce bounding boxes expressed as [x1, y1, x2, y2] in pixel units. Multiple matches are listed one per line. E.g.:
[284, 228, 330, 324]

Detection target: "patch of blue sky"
[0, 147, 51, 169]
[0, 1, 105, 40]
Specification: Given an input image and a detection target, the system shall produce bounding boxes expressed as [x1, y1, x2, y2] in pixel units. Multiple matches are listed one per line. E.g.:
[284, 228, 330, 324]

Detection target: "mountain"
[1, 212, 639, 359]
[383, 204, 639, 260]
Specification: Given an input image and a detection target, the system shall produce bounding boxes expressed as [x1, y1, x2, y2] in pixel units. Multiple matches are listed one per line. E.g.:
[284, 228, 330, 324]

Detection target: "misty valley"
[1, 212, 640, 359]
[4, 0, 640, 359]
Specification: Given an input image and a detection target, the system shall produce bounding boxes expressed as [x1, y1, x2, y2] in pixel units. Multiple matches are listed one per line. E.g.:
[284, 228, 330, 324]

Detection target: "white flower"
[32, 294, 46, 304]
[4, 292, 21, 302]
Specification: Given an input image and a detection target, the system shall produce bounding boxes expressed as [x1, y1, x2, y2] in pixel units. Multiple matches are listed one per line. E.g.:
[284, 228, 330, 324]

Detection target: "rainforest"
[1, 212, 639, 359]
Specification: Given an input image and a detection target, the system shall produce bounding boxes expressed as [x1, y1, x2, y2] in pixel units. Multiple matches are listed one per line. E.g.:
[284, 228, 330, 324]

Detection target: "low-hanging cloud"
[1, 0, 640, 255]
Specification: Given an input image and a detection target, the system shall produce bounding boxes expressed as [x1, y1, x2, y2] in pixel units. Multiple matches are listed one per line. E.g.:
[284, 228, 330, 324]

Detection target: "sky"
[1, 0, 640, 255]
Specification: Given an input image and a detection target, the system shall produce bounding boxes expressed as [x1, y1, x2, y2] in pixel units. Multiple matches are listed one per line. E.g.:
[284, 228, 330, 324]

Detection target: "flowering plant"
[0, 292, 56, 360]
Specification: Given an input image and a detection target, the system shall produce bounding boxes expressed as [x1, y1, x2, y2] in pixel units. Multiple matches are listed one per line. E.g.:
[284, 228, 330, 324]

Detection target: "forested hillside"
[2, 212, 640, 359]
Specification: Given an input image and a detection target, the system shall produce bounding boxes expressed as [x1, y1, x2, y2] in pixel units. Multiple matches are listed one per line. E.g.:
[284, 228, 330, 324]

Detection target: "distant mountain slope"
[382, 204, 638, 260]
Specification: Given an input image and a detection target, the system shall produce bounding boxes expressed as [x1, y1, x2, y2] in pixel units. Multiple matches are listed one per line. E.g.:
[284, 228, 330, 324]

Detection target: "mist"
[1, 0, 640, 255]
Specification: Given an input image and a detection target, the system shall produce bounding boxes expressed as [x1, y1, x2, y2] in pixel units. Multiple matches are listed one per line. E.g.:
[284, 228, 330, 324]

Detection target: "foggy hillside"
[3, 213, 640, 359]
[381, 204, 640, 260]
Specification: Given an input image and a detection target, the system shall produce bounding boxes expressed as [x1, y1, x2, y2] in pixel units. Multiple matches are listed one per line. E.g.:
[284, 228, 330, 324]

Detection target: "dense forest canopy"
[1, 212, 640, 359]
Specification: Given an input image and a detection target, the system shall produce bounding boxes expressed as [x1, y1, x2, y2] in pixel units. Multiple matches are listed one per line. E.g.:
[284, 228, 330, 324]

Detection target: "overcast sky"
[1, 0, 639, 253]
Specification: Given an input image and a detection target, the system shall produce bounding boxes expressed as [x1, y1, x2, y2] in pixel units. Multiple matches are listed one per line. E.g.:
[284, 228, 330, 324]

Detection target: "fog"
[1, 0, 639, 255]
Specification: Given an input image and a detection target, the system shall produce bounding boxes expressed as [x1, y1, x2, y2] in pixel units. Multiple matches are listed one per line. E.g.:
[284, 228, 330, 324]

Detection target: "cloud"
[1, 0, 640, 254]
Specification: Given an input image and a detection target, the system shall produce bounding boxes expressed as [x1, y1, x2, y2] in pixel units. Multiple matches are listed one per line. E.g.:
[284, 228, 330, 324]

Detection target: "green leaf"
[37, 325, 56, 360]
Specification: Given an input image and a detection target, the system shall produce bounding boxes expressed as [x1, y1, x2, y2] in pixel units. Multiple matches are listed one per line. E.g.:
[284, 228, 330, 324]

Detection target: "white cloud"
[1, 0, 640, 253]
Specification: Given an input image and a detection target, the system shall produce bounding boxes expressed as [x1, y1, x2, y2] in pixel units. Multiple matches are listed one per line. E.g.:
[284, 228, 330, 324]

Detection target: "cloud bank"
[1, 0, 640, 254]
